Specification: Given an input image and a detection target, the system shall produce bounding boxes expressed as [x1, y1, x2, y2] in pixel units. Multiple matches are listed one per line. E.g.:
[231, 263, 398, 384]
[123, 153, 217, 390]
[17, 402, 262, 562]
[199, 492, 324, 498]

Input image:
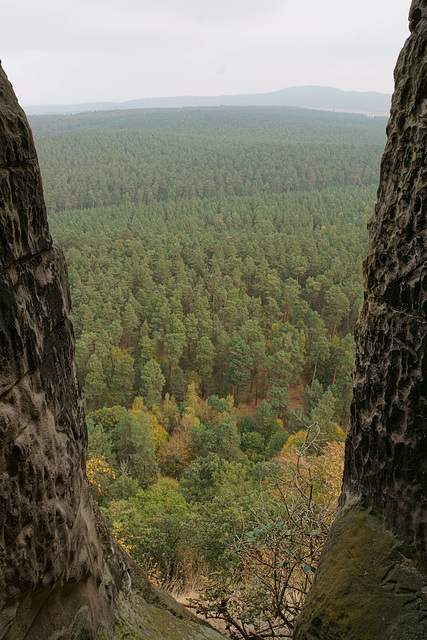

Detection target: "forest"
[32, 105, 386, 638]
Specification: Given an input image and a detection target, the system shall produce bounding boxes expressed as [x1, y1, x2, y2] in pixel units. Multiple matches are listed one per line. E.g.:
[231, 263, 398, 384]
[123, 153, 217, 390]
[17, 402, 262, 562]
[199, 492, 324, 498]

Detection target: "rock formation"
[0, 67, 223, 639]
[294, 3, 427, 639]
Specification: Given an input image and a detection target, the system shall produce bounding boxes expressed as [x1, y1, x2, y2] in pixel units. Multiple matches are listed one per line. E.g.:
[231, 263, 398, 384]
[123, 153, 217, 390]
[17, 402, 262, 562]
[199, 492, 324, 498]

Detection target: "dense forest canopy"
[33, 106, 384, 419]
[33, 105, 385, 637]
[32, 107, 385, 211]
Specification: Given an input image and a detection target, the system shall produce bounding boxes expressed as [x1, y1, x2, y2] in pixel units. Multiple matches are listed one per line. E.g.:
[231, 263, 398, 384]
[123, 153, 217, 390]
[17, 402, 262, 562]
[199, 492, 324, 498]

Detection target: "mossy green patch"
[293, 506, 427, 640]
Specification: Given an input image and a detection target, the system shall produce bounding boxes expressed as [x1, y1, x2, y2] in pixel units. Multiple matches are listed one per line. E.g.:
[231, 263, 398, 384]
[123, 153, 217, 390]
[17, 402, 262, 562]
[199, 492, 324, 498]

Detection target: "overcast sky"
[2, 0, 410, 106]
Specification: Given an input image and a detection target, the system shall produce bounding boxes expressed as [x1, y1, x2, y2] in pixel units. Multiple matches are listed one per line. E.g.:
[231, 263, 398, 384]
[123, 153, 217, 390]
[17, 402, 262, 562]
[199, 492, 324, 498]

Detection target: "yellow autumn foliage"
[130, 396, 168, 449]
[86, 456, 116, 498]
[181, 406, 200, 432]
[280, 429, 309, 454]
[278, 440, 345, 508]
[149, 414, 168, 449]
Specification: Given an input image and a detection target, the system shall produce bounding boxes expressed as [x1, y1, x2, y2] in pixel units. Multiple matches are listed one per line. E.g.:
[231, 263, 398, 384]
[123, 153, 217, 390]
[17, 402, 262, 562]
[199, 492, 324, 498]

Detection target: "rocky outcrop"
[294, 3, 427, 639]
[0, 66, 223, 640]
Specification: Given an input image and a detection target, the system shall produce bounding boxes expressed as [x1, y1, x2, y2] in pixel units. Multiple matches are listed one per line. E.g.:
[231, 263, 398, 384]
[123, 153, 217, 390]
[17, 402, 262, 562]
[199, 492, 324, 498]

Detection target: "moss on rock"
[293, 506, 427, 640]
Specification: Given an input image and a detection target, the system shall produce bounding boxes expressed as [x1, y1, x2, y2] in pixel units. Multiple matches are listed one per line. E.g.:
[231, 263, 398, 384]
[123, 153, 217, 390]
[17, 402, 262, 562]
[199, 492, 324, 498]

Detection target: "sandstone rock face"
[0, 67, 224, 640]
[343, 0, 427, 562]
[294, 4, 427, 639]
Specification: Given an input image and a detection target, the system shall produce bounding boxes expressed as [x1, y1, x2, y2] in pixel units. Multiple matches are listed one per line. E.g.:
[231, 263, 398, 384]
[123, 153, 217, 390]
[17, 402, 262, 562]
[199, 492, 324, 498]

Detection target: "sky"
[2, 0, 410, 106]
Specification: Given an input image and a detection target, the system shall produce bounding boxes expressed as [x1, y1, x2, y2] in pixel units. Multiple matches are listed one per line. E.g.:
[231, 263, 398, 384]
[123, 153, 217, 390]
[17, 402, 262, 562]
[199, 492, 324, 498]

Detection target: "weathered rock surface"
[0, 66, 224, 640]
[294, 3, 427, 639]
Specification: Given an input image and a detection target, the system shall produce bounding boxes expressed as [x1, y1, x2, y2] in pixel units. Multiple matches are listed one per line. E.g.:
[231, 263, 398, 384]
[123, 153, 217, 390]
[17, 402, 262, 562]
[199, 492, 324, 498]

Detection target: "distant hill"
[24, 85, 391, 117]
